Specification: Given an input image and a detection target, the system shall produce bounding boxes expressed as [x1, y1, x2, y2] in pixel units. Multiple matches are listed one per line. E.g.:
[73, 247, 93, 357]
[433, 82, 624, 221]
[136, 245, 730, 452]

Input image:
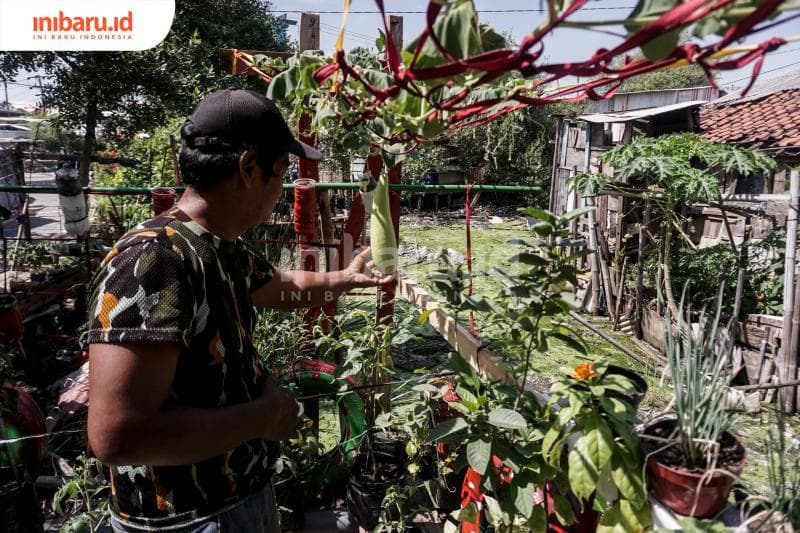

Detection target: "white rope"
[0, 428, 85, 446]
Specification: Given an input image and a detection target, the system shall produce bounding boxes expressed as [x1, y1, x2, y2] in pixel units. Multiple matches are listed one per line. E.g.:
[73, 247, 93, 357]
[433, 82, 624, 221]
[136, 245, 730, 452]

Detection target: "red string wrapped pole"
[151, 187, 176, 216]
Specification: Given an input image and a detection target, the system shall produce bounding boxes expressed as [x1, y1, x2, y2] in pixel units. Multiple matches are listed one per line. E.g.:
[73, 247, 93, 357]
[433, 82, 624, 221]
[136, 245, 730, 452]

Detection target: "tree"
[0, 0, 289, 185]
[572, 133, 775, 316]
[619, 63, 709, 92]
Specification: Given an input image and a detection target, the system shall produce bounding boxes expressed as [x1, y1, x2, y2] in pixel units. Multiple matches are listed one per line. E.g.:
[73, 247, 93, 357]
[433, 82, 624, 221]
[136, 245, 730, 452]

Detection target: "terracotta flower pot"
[644, 419, 746, 517]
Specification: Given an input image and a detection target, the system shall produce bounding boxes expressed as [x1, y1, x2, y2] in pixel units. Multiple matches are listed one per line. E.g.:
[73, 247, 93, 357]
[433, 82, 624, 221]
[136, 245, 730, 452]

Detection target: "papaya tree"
[571, 132, 775, 316]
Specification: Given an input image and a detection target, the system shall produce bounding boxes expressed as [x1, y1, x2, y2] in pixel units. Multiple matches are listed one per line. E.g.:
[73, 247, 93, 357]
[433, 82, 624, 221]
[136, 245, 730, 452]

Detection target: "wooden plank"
[397, 275, 514, 386]
[736, 321, 780, 350]
[299, 12, 321, 50]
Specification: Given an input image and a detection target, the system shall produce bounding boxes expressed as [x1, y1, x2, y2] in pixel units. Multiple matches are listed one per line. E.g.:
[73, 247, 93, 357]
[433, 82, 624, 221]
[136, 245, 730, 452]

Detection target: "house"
[692, 70, 800, 240]
[548, 86, 719, 252]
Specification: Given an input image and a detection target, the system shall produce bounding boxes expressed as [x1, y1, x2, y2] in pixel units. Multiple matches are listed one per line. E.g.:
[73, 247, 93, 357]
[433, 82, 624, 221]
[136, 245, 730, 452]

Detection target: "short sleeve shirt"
[87, 208, 276, 529]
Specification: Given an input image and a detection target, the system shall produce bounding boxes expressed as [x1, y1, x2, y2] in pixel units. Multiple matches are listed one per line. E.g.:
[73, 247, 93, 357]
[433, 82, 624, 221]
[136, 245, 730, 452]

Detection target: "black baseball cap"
[183, 88, 322, 161]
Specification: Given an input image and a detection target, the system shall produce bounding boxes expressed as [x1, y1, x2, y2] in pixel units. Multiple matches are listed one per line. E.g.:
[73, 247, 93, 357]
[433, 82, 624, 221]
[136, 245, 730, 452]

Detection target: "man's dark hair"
[179, 120, 285, 190]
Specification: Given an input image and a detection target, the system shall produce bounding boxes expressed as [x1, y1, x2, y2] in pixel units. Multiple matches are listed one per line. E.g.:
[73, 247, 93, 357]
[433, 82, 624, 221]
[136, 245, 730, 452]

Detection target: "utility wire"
[725, 59, 800, 85]
[319, 22, 375, 42]
[272, 6, 636, 13]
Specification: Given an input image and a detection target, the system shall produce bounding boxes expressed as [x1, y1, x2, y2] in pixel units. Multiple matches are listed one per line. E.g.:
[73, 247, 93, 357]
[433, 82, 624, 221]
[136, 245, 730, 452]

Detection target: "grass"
[282, 213, 799, 504]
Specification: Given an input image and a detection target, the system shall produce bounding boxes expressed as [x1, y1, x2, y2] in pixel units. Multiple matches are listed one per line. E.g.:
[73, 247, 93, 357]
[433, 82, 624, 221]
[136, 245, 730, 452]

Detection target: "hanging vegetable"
[370, 173, 397, 275]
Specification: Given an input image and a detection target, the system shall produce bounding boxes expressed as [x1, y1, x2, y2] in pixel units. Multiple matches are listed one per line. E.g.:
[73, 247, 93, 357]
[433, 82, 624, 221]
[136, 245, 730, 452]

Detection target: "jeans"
[110, 482, 280, 533]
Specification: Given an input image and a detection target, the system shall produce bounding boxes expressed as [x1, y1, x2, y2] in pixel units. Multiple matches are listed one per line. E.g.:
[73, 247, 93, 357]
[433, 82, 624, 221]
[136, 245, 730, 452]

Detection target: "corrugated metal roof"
[576, 100, 706, 124]
[708, 68, 800, 106]
[589, 86, 718, 113]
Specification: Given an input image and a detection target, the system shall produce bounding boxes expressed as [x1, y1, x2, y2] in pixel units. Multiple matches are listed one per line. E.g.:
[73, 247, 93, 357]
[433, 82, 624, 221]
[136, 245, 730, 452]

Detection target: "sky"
[271, 0, 800, 90]
[4, 0, 800, 108]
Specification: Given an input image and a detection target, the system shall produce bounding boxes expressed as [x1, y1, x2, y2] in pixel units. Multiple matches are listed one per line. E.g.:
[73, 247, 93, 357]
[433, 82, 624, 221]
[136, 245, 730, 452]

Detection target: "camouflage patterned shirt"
[87, 208, 276, 529]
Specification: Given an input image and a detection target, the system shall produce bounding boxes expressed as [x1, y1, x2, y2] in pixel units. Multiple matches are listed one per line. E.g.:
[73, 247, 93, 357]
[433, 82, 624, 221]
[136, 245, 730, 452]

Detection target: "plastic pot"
[347, 453, 405, 530]
[644, 419, 746, 517]
[372, 429, 407, 468]
[0, 480, 43, 533]
[605, 365, 648, 410]
[274, 477, 304, 531]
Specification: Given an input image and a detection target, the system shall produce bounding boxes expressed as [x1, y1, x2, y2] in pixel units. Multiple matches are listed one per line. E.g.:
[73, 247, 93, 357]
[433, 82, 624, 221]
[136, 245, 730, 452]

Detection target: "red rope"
[465, 181, 474, 336]
[232, 2, 791, 146]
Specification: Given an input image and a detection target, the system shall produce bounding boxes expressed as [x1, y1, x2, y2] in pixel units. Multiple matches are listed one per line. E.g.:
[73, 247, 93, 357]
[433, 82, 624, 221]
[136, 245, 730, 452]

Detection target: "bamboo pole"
[568, 311, 657, 373]
[635, 193, 649, 339]
[583, 124, 602, 314]
[733, 222, 749, 322]
[613, 256, 629, 330]
[792, 261, 800, 408]
[780, 169, 799, 412]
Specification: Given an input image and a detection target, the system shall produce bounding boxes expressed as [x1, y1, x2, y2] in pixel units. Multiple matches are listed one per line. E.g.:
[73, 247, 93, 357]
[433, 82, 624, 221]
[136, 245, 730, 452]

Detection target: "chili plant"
[543, 360, 651, 531]
[426, 353, 569, 531]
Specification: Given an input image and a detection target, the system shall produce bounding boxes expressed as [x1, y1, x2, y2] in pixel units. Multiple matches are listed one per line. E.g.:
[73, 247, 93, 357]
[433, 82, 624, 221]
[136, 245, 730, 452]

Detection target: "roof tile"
[698, 90, 800, 150]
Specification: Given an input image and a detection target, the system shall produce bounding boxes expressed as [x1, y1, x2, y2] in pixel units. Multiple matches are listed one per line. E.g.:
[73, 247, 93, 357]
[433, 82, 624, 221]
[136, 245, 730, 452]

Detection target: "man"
[87, 88, 391, 532]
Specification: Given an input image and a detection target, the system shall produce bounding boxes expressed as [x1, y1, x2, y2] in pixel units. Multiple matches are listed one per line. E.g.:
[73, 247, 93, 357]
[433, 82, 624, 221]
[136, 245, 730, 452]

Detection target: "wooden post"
[298, 11, 321, 437]
[792, 262, 800, 408]
[297, 11, 323, 287]
[780, 169, 799, 412]
[635, 193, 649, 339]
[297, 12, 335, 277]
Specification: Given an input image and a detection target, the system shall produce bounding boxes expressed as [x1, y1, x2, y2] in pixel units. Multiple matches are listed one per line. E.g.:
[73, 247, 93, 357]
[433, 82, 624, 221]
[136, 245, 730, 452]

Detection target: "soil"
[641, 419, 746, 474]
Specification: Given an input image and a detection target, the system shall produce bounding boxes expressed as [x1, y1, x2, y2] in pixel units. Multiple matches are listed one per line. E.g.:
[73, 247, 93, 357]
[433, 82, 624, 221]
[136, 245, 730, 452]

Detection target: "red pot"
[645, 421, 746, 517]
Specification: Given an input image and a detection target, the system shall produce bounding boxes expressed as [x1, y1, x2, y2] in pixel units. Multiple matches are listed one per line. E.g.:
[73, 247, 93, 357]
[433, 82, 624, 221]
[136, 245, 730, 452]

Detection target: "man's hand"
[344, 247, 395, 289]
[255, 376, 302, 442]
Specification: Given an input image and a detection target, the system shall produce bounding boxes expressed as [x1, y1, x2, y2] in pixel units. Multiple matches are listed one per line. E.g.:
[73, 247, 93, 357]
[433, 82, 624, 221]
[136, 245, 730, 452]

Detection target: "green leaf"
[568, 446, 598, 502]
[611, 450, 645, 508]
[487, 407, 527, 430]
[510, 253, 548, 266]
[598, 499, 651, 532]
[528, 505, 548, 533]
[463, 294, 493, 312]
[560, 206, 596, 222]
[456, 383, 478, 409]
[466, 437, 491, 475]
[551, 491, 576, 525]
[426, 417, 468, 443]
[412, 383, 440, 394]
[580, 412, 614, 472]
[549, 331, 588, 355]
[511, 479, 537, 519]
[483, 494, 503, 527]
[455, 501, 479, 524]
[518, 207, 556, 223]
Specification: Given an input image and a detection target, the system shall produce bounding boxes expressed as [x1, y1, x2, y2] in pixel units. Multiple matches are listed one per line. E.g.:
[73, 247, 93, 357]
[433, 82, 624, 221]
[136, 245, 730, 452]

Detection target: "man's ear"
[271, 159, 283, 179]
[239, 150, 259, 184]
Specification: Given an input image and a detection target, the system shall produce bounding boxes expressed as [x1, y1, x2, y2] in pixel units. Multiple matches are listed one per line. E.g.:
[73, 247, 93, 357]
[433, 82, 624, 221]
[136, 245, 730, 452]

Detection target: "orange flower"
[572, 362, 597, 380]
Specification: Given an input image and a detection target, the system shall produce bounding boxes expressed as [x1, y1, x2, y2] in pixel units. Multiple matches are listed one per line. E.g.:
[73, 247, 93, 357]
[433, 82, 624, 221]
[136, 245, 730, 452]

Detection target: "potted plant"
[641, 289, 745, 517]
[425, 208, 613, 531]
[738, 409, 799, 532]
[543, 359, 651, 531]
[317, 306, 415, 530]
